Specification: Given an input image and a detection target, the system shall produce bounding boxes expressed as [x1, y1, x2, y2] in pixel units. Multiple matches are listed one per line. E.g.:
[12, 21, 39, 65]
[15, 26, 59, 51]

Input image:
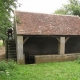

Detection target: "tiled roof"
[15, 11, 80, 35]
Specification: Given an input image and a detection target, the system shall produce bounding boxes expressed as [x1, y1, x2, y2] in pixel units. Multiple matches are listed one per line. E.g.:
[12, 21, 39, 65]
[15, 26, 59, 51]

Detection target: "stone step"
[8, 49, 16, 51]
[8, 47, 16, 50]
[7, 40, 17, 61]
[8, 55, 17, 58]
[8, 58, 17, 61]
[8, 40, 15, 42]
[8, 41, 15, 45]
[8, 44, 16, 47]
[8, 52, 16, 54]
[8, 51, 16, 53]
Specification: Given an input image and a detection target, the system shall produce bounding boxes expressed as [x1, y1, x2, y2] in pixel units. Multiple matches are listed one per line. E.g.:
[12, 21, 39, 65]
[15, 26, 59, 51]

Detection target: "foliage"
[0, 60, 17, 71]
[0, 0, 17, 40]
[0, 61, 8, 71]
[54, 0, 80, 16]
[0, 40, 3, 46]
[0, 61, 80, 80]
[7, 60, 17, 70]
[76, 55, 80, 63]
[0, 60, 17, 80]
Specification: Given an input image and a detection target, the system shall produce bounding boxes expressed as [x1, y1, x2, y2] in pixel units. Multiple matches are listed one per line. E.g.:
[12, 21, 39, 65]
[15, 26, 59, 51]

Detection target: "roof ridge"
[15, 10, 79, 18]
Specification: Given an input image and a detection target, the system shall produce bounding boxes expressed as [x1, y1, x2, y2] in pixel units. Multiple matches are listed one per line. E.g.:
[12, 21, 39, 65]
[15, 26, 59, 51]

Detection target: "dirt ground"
[0, 46, 5, 60]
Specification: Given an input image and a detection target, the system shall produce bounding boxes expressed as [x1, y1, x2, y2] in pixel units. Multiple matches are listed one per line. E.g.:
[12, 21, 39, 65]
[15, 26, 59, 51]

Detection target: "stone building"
[14, 11, 80, 64]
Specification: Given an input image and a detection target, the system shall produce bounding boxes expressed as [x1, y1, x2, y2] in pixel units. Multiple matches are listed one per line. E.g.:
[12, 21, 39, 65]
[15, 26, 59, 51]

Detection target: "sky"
[17, 0, 68, 14]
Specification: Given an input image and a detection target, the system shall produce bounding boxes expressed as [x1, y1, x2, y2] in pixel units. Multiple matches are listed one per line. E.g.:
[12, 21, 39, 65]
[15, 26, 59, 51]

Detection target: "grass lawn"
[0, 60, 80, 80]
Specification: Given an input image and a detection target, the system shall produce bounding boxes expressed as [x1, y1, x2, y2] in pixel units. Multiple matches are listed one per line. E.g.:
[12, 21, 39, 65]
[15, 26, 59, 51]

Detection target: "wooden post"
[17, 36, 25, 64]
[58, 37, 65, 55]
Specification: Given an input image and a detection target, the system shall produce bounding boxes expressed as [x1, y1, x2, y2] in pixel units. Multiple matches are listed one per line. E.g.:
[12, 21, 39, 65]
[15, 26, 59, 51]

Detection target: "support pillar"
[17, 36, 25, 64]
[58, 37, 65, 55]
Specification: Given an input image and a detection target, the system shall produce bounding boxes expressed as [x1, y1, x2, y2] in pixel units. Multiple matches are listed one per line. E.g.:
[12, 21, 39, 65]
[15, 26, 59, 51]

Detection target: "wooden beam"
[55, 37, 70, 43]
[55, 37, 60, 42]
[23, 37, 29, 44]
[65, 37, 70, 43]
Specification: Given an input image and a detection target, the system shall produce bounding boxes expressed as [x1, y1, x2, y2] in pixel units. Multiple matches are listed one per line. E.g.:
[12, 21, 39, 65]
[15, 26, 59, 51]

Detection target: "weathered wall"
[35, 54, 79, 63]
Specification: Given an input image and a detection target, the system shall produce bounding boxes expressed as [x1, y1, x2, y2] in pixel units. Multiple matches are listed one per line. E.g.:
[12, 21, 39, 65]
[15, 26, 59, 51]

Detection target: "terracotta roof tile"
[15, 11, 80, 35]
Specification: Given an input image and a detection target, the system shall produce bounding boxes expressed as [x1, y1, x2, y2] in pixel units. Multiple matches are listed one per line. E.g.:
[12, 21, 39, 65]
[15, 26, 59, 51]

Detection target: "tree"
[54, 0, 80, 16]
[0, 0, 17, 40]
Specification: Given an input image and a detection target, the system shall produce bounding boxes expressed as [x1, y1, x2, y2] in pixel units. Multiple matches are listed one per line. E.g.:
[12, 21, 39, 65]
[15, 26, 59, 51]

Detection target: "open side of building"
[13, 11, 80, 64]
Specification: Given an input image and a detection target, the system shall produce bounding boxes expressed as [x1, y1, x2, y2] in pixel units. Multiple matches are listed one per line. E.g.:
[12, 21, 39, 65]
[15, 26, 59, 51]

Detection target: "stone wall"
[35, 54, 79, 63]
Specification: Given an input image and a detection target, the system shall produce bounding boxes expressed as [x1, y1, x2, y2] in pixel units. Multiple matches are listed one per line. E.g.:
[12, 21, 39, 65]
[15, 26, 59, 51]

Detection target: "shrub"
[0, 61, 8, 71]
[0, 60, 17, 71]
[76, 55, 80, 64]
[7, 60, 17, 70]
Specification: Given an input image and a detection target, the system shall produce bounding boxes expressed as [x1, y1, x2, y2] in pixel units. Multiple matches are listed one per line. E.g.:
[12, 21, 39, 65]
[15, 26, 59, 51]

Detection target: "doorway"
[25, 54, 35, 64]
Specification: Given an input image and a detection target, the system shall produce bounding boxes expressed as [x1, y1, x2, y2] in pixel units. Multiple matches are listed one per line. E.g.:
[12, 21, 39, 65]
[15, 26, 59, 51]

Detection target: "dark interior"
[24, 36, 58, 64]
[24, 36, 80, 64]
[65, 36, 80, 53]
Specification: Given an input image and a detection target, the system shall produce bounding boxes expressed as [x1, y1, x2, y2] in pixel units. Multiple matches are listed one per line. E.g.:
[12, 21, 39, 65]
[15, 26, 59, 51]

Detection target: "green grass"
[0, 60, 80, 80]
